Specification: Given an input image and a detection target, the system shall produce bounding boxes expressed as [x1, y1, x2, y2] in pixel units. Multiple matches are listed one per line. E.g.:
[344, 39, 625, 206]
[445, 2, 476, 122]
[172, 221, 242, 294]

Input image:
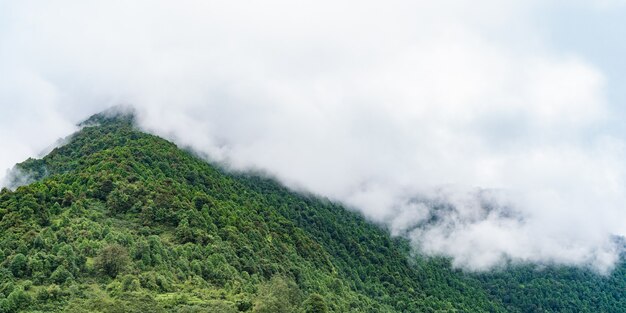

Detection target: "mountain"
[0, 111, 624, 312]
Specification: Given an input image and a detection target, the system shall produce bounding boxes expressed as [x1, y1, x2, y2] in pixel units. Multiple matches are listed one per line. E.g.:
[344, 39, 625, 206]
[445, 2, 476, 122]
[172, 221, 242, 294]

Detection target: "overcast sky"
[1, 0, 626, 272]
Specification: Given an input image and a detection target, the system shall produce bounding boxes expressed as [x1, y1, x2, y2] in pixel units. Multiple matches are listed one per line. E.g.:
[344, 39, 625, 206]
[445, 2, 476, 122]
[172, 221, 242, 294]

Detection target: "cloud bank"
[1, 0, 625, 272]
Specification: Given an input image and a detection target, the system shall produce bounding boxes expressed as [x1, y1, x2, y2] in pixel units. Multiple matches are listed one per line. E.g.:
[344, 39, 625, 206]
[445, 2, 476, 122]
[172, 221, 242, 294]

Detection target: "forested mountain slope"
[0, 112, 623, 312]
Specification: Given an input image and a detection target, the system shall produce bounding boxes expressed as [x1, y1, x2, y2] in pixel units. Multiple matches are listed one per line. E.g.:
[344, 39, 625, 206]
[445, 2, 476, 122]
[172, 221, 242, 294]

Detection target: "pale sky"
[1, 0, 626, 271]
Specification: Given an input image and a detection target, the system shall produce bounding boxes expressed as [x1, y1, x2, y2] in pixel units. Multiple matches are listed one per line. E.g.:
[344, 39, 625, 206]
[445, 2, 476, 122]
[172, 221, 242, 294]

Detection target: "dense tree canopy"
[0, 112, 623, 312]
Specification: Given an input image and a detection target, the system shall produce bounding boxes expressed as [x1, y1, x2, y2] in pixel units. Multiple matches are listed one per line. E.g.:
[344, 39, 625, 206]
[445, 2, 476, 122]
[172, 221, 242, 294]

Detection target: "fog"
[1, 0, 625, 272]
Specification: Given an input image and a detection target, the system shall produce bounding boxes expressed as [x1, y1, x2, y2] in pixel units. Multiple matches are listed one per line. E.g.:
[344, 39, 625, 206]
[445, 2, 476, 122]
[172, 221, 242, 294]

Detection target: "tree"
[304, 293, 328, 313]
[38, 205, 51, 226]
[175, 218, 194, 243]
[50, 265, 73, 284]
[95, 244, 130, 277]
[253, 276, 302, 313]
[106, 186, 133, 214]
[10, 254, 28, 278]
[5, 287, 31, 312]
[95, 178, 115, 200]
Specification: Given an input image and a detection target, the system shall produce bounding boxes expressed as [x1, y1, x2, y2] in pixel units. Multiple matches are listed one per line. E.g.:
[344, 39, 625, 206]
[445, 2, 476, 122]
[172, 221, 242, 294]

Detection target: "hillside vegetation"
[0, 112, 623, 312]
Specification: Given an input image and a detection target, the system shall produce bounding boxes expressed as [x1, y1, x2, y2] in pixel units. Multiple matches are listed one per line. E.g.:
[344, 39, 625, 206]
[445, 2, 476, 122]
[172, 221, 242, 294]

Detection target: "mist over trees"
[0, 113, 623, 312]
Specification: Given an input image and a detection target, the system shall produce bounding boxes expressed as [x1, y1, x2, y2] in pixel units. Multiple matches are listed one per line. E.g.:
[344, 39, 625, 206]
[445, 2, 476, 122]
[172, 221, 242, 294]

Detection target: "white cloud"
[0, 0, 625, 272]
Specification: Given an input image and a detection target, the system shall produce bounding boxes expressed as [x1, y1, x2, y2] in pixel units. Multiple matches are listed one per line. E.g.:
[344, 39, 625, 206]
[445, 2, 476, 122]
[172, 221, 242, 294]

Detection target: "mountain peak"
[79, 105, 137, 127]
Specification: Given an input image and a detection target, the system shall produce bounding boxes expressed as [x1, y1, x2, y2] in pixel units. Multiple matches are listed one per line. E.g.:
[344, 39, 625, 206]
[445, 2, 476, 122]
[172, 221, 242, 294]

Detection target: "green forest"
[0, 112, 624, 312]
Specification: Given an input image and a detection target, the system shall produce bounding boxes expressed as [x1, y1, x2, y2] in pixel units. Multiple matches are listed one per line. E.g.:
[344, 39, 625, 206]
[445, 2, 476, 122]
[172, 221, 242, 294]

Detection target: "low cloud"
[2, 166, 38, 191]
[1, 0, 625, 272]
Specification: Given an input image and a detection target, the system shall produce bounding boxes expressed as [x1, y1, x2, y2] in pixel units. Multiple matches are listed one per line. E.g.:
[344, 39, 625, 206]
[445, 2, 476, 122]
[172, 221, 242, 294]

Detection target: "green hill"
[0, 112, 624, 312]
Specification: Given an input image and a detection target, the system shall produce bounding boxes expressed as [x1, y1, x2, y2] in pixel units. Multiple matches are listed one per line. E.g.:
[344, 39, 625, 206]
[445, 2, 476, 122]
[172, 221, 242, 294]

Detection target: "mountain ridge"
[0, 111, 624, 312]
